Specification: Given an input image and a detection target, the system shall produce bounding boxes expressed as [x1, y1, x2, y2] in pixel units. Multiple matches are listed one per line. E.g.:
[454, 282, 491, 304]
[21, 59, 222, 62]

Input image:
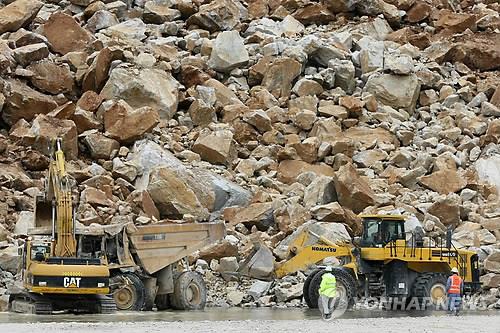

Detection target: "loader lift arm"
[274, 229, 356, 279]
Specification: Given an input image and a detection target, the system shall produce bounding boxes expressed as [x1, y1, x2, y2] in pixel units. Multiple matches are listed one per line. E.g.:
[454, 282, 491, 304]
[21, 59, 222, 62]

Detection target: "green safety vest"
[318, 273, 337, 298]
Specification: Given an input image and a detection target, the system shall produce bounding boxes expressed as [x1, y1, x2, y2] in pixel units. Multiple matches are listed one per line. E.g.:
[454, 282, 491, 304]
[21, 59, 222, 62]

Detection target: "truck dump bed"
[128, 222, 225, 274]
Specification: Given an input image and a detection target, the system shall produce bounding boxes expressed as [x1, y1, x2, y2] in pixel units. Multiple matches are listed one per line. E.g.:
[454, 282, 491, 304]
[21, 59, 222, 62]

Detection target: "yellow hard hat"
[451, 267, 459, 273]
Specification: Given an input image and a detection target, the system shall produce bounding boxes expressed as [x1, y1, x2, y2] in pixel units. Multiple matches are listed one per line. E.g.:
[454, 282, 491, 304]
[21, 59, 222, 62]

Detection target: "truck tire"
[411, 272, 448, 310]
[307, 268, 356, 310]
[169, 271, 207, 310]
[155, 294, 170, 311]
[303, 269, 322, 308]
[111, 273, 146, 311]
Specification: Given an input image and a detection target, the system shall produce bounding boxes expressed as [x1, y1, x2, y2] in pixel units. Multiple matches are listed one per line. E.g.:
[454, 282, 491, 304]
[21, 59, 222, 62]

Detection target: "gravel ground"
[1, 315, 500, 333]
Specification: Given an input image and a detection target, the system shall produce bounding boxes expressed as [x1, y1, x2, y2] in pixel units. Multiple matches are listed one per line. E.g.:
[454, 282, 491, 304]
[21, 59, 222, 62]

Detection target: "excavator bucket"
[34, 195, 52, 229]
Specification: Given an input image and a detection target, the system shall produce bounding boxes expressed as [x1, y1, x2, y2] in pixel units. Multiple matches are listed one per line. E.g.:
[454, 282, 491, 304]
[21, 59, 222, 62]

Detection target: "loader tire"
[303, 269, 322, 308]
[307, 268, 356, 310]
[410, 272, 448, 310]
[111, 273, 146, 311]
[169, 271, 207, 310]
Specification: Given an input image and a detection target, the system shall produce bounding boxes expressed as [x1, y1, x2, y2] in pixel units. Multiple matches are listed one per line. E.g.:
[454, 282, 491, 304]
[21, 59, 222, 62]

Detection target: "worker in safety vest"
[318, 266, 337, 320]
[446, 267, 463, 315]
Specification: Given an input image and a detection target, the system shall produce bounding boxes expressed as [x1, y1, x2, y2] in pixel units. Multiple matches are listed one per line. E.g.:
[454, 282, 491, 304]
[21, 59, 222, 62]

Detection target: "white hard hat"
[325, 266, 333, 272]
[451, 267, 459, 273]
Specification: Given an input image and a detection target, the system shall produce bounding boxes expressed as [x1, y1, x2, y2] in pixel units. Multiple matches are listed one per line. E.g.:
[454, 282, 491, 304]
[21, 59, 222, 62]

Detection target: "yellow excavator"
[272, 215, 481, 310]
[9, 138, 115, 314]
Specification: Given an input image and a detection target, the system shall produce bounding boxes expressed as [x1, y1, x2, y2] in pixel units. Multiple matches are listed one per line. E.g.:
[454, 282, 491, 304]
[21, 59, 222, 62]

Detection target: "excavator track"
[96, 295, 117, 314]
[10, 293, 53, 315]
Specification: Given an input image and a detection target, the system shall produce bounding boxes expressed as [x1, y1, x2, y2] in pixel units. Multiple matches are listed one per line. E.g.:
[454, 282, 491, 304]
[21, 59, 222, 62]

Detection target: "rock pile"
[0, 0, 499, 309]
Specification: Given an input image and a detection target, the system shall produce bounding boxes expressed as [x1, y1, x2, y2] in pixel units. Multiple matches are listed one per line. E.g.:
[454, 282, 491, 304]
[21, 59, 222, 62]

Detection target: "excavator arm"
[46, 138, 76, 257]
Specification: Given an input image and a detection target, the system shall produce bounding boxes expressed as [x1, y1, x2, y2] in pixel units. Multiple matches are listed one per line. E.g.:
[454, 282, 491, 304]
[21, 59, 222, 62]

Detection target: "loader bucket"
[34, 197, 52, 229]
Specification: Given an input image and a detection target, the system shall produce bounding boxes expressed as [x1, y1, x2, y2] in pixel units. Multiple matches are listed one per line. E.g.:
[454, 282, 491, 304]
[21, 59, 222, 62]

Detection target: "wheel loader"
[9, 138, 115, 314]
[273, 215, 481, 310]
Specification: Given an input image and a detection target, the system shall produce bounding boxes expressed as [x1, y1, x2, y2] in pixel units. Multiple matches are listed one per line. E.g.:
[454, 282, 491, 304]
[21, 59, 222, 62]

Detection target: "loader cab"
[360, 215, 406, 248]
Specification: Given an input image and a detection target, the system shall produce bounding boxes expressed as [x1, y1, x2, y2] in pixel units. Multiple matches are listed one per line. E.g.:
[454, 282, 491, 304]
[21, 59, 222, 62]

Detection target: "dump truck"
[269, 215, 481, 310]
[9, 138, 226, 313]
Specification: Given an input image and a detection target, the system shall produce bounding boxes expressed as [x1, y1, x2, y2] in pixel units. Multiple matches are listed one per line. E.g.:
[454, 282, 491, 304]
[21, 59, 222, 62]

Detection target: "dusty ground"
[1, 314, 500, 333]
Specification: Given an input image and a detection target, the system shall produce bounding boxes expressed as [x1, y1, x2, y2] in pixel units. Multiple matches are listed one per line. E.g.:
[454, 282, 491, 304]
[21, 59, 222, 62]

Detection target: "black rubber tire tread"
[169, 271, 207, 310]
[307, 268, 356, 309]
[303, 269, 322, 308]
[112, 273, 146, 311]
[410, 272, 448, 310]
[155, 294, 170, 311]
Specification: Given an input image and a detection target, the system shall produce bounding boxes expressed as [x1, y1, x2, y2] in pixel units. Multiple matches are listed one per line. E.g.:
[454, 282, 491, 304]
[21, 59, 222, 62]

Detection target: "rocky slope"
[0, 0, 499, 311]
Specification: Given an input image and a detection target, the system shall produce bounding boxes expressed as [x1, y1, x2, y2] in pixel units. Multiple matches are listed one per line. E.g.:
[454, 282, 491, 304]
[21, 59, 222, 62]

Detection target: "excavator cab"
[360, 215, 406, 248]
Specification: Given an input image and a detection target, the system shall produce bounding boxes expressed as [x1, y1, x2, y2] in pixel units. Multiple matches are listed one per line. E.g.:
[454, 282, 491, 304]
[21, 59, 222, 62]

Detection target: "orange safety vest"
[448, 274, 462, 294]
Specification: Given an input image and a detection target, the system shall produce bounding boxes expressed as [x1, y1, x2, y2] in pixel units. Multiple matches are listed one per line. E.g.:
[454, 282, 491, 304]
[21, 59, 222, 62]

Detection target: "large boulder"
[0, 246, 20, 274]
[273, 199, 311, 234]
[82, 47, 122, 93]
[238, 244, 274, 279]
[101, 67, 179, 120]
[128, 140, 250, 213]
[27, 60, 74, 94]
[364, 73, 421, 113]
[13, 43, 48, 67]
[262, 58, 302, 98]
[31, 115, 78, 160]
[14, 211, 34, 235]
[475, 156, 500, 194]
[484, 252, 500, 273]
[147, 166, 209, 220]
[83, 132, 119, 160]
[103, 100, 159, 143]
[2, 79, 57, 126]
[334, 163, 377, 213]
[275, 221, 351, 260]
[303, 176, 337, 208]
[418, 169, 467, 195]
[427, 195, 461, 227]
[277, 160, 335, 184]
[42, 12, 94, 55]
[0, 0, 43, 34]
[186, 0, 243, 32]
[208, 31, 249, 73]
[227, 202, 274, 231]
[192, 128, 236, 165]
[0, 163, 34, 190]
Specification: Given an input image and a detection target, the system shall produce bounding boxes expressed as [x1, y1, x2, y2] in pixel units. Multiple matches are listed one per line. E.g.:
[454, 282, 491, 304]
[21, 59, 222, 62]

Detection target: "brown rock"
[188, 100, 216, 127]
[406, 2, 431, 23]
[83, 132, 119, 160]
[81, 187, 114, 207]
[82, 47, 121, 93]
[126, 190, 160, 220]
[273, 200, 311, 234]
[147, 166, 209, 220]
[0, 0, 43, 34]
[71, 108, 102, 133]
[192, 129, 236, 165]
[427, 196, 460, 227]
[77, 91, 103, 112]
[31, 115, 79, 160]
[262, 58, 302, 98]
[293, 3, 335, 25]
[334, 163, 377, 213]
[228, 202, 274, 231]
[104, 100, 159, 143]
[434, 11, 477, 34]
[447, 34, 500, 71]
[204, 79, 243, 109]
[277, 160, 335, 184]
[491, 86, 500, 108]
[339, 95, 365, 117]
[27, 60, 74, 94]
[0, 163, 34, 190]
[418, 169, 467, 195]
[42, 12, 94, 55]
[186, 0, 241, 32]
[13, 43, 48, 67]
[484, 252, 500, 273]
[243, 110, 272, 133]
[480, 273, 500, 288]
[344, 127, 398, 149]
[290, 137, 320, 164]
[199, 240, 239, 261]
[3, 79, 57, 126]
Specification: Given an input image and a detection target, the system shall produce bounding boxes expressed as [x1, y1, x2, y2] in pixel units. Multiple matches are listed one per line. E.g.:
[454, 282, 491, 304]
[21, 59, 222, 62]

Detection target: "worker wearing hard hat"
[446, 267, 463, 315]
[318, 266, 337, 320]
